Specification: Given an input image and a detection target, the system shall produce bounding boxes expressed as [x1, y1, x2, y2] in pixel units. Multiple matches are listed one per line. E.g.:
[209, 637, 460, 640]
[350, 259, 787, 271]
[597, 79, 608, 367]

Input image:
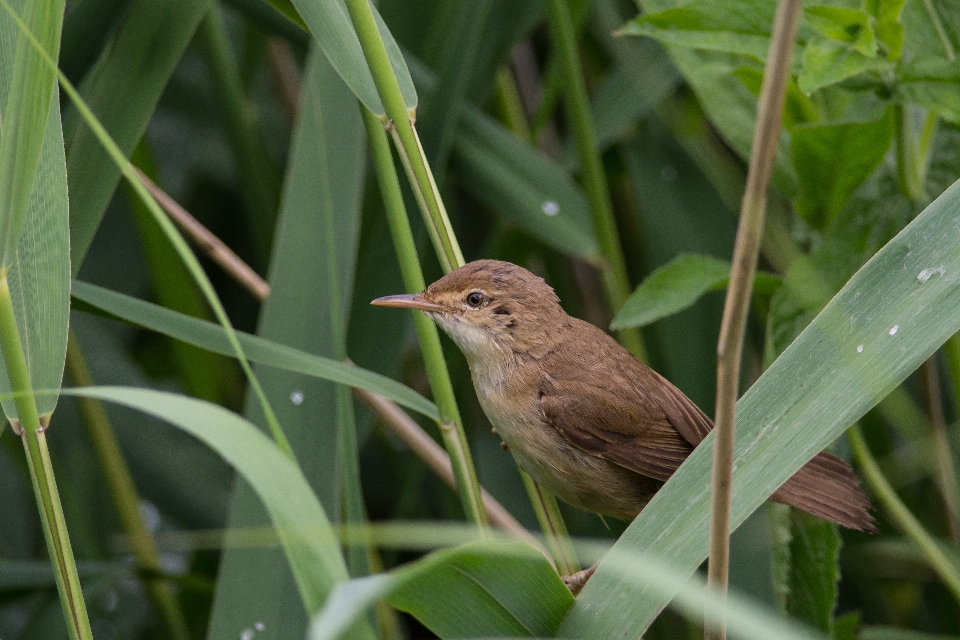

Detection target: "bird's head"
[372, 260, 565, 364]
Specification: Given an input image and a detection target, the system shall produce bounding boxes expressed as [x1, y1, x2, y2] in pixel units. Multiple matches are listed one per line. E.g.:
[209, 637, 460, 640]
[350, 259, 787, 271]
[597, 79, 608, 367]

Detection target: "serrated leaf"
[622, 0, 774, 61]
[792, 110, 895, 229]
[611, 254, 731, 330]
[612, 253, 781, 330]
[896, 59, 960, 123]
[798, 39, 891, 94]
[309, 540, 573, 640]
[833, 611, 862, 640]
[805, 6, 878, 57]
[864, 0, 906, 60]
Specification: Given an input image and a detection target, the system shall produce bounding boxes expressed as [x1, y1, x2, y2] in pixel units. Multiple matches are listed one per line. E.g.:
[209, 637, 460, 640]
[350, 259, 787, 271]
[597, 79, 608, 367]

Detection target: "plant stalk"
[707, 2, 803, 639]
[944, 334, 960, 420]
[361, 106, 488, 528]
[544, 0, 646, 361]
[519, 470, 580, 575]
[919, 357, 960, 542]
[23, 22, 295, 458]
[353, 386, 543, 551]
[343, 0, 463, 272]
[65, 331, 190, 640]
[485, 59, 583, 571]
[134, 166, 271, 301]
[2, 0, 285, 457]
[0, 275, 92, 640]
[848, 424, 960, 604]
[895, 105, 929, 204]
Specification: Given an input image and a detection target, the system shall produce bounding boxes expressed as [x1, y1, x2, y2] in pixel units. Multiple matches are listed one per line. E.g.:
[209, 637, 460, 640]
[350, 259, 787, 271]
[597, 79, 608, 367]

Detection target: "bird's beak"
[371, 293, 445, 312]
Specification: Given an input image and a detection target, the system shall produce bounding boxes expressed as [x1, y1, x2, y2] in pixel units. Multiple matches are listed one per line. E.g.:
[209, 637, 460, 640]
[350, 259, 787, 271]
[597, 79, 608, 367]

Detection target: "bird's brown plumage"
[376, 259, 877, 532]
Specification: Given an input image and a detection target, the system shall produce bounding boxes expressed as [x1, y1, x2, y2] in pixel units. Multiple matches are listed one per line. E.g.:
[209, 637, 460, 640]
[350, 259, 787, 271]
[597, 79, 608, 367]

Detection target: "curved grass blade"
[71, 280, 438, 421]
[0, 92, 69, 420]
[404, 56, 600, 261]
[60, 386, 368, 629]
[0, 0, 61, 269]
[288, 0, 415, 116]
[64, 0, 211, 271]
[309, 538, 828, 640]
[309, 540, 573, 640]
[560, 178, 960, 638]
[207, 45, 370, 640]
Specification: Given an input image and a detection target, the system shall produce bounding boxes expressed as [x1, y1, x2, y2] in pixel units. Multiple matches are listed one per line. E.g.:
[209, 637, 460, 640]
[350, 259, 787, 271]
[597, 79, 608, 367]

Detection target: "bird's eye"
[466, 291, 485, 307]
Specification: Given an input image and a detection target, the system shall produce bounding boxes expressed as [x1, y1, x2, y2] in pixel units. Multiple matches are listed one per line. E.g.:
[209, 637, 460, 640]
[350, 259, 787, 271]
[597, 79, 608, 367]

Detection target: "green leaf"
[786, 512, 841, 634]
[404, 55, 600, 260]
[864, 0, 907, 60]
[64, 0, 211, 273]
[61, 387, 354, 618]
[861, 627, 960, 640]
[805, 6, 878, 57]
[734, 67, 820, 129]
[628, 0, 799, 198]
[833, 612, 861, 640]
[453, 112, 600, 260]
[558, 176, 960, 638]
[207, 44, 370, 640]
[70, 280, 439, 422]
[611, 253, 780, 330]
[69, 312, 233, 530]
[798, 39, 891, 95]
[611, 254, 731, 330]
[896, 59, 960, 123]
[0, 0, 63, 269]
[309, 540, 574, 640]
[0, 1, 69, 420]
[622, 0, 774, 61]
[792, 110, 895, 229]
[415, 0, 496, 173]
[287, 0, 415, 116]
[308, 536, 832, 640]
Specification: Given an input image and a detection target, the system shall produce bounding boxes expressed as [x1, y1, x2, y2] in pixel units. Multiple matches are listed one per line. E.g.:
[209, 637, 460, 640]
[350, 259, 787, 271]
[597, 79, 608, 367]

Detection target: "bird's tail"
[771, 451, 878, 532]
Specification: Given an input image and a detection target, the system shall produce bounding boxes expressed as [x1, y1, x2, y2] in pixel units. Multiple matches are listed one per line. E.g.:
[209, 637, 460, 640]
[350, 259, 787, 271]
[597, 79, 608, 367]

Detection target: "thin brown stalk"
[66, 332, 190, 640]
[267, 38, 302, 126]
[132, 167, 271, 301]
[352, 386, 548, 557]
[707, 2, 803, 639]
[133, 156, 511, 545]
[919, 357, 960, 542]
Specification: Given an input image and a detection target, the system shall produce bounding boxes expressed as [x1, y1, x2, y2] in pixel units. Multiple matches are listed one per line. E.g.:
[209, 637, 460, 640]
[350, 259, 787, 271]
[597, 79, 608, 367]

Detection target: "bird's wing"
[648, 368, 714, 446]
[539, 378, 692, 482]
[537, 328, 697, 482]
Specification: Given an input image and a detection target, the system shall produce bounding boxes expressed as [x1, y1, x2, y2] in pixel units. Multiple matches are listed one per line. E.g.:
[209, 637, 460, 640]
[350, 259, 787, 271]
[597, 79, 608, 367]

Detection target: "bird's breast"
[468, 356, 659, 520]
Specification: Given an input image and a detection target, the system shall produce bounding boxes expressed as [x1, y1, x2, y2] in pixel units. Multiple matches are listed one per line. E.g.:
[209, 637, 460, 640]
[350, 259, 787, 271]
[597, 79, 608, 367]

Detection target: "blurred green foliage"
[0, 0, 959, 638]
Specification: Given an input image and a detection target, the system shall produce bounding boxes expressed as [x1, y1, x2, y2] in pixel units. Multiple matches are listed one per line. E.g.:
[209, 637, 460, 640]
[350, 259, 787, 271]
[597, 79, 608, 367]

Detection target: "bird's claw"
[562, 564, 597, 596]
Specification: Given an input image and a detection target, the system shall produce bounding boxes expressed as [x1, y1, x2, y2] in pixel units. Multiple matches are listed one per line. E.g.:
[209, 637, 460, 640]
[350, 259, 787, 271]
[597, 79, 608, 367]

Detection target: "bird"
[372, 259, 876, 532]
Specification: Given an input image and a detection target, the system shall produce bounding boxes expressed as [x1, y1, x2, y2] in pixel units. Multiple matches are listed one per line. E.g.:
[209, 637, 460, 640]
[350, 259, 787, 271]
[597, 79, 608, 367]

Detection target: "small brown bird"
[373, 260, 876, 532]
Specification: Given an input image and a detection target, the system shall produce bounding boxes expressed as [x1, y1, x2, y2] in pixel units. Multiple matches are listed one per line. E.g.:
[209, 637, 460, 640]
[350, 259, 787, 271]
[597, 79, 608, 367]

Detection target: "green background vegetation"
[0, 0, 959, 638]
